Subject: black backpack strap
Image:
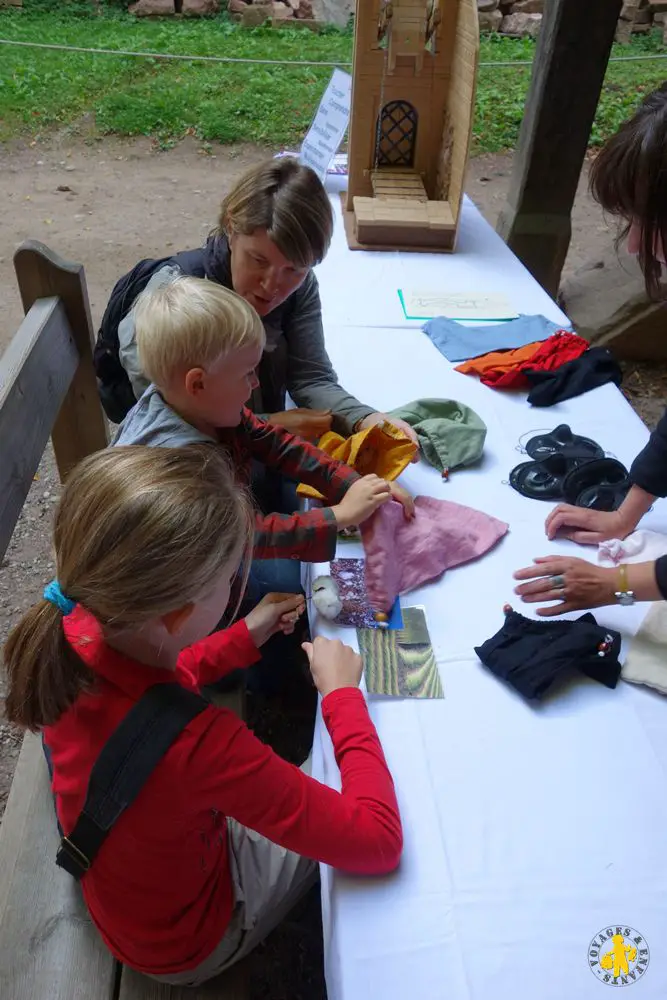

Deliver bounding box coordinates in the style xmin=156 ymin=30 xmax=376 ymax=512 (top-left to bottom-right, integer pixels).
xmin=56 ymin=683 xmax=209 ymax=880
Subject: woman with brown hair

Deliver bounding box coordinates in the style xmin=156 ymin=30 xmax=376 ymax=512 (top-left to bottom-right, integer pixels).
xmin=94 ymin=156 xmax=418 ymax=453
xmin=513 ymin=84 xmax=667 ymax=616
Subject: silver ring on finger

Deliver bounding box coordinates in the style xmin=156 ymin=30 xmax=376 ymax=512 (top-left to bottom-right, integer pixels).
xmin=549 ymin=574 xmax=565 ymax=592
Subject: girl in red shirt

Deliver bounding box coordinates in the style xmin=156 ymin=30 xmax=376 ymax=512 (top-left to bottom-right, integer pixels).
xmin=3 ymin=444 xmax=402 ymax=987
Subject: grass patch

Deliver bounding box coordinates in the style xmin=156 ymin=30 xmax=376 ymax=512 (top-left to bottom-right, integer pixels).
xmin=0 ymin=8 xmax=666 ymax=150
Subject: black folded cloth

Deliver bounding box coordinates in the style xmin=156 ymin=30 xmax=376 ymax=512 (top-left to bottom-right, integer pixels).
xmin=475 ymin=609 xmax=621 ymax=700
xmin=525 ymin=347 xmax=622 ymax=407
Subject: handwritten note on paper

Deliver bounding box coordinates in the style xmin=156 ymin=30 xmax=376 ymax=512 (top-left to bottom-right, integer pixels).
xmin=398 ymin=289 xmax=519 ymax=322
xmin=300 ymin=69 xmax=352 ymax=182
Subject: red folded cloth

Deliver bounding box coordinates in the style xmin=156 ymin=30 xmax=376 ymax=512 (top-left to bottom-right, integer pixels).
xmin=460 ymin=332 xmax=589 ymax=390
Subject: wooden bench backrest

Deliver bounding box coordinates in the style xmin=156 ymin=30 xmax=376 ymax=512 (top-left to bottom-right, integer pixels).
xmin=0 ymin=244 xmax=247 ymax=999
xmin=0 ymin=240 xmax=108 ymax=562
xmin=0 ymin=241 xmax=115 ymax=999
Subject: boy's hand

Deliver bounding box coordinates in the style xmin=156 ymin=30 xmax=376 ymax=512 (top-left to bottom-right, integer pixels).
xmin=245 ymin=593 xmax=306 ymax=648
xmin=388 ymin=481 xmax=415 ymax=520
xmin=331 ymin=474 xmax=391 ymax=529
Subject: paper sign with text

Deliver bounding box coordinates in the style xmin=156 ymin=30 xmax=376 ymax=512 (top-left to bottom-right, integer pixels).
xmin=300 ymin=68 xmax=352 ymax=181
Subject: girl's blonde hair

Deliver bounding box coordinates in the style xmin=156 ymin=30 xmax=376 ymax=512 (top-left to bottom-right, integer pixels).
xmin=219 ymin=157 xmax=333 ymax=268
xmin=4 ymin=446 xmax=253 ymax=731
xmin=135 ymin=276 xmax=265 ymax=388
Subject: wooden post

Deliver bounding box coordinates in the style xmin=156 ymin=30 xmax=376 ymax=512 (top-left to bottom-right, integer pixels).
xmin=495 ymin=0 xmax=622 ymax=298
xmin=13 ymin=241 xmax=108 ymax=482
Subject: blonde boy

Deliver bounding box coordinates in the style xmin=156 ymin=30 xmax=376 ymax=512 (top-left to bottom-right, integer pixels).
xmin=114 ymin=277 xmax=412 ymax=564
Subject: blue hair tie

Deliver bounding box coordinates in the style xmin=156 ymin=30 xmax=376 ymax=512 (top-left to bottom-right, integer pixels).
xmin=43 ymin=580 xmax=76 ymax=616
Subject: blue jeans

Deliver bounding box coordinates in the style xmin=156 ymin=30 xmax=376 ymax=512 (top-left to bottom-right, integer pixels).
xmin=220 ymin=466 xmax=307 ymax=696
xmin=245 ymin=461 xmax=303 ymax=605
xmin=244 ymin=556 xmax=302 ymax=605
xmin=240 ymin=555 xmax=305 ymax=696
xmin=41 ymin=735 xmax=63 ymax=835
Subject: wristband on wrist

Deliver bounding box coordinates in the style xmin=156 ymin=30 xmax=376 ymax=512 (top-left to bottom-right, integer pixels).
xmin=614 ymin=563 xmax=635 ymax=606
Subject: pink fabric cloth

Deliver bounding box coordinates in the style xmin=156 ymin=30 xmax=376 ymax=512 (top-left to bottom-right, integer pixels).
xmin=361 ymin=497 xmax=509 ymax=613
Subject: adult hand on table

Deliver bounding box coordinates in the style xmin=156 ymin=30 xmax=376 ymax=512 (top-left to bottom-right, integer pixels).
xmin=302 ymin=636 xmax=363 ymax=698
xmin=545 ymin=504 xmax=635 ymax=544
xmin=358 ymin=412 xmax=420 ymax=462
xmin=245 ymin=593 xmax=306 ymax=647
xmin=269 ymin=408 xmax=333 ymax=441
xmin=512 ymin=556 xmax=617 ymax=616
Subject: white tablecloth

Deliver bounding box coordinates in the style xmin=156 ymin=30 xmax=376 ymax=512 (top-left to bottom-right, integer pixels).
xmin=308 ymin=192 xmax=667 ymax=1000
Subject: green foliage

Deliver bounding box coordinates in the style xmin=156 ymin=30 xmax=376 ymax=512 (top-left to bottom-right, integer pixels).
xmin=474 ymin=29 xmax=667 ymax=153
xmin=95 ymin=61 xmax=330 ymax=145
xmin=0 ymin=8 xmax=665 ymax=151
xmin=24 ymin=0 xmax=99 ymax=15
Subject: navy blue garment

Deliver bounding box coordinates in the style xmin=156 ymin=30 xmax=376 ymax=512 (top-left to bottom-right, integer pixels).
xmin=475 ymin=610 xmax=621 ymax=701
xmin=525 ymin=347 xmax=622 ymax=407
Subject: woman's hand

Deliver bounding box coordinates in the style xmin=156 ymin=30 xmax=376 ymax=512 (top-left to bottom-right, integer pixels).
xmin=512 ymin=556 xmax=617 ymax=616
xmin=245 ymin=592 xmax=306 ymax=647
xmin=358 ymin=412 xmax=420 ymax=462
xmin=302 ymin=636 xmax=363 ymax=698
xmin=388 ymin=481 xmax=415 ymax=520
xmin=331 ymin=474 xmax=391 ymax=529
xmin=545 ymin=504 xmax=634 ymax=544
xmin=269 ymin=408 xmax=333 ymax=441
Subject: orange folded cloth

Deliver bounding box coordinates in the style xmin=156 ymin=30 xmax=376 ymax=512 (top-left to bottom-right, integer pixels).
xmin=297 ymin=421 xmax=417 ymax=500
xmin=455 ymin=341 xmax=544 ymax=376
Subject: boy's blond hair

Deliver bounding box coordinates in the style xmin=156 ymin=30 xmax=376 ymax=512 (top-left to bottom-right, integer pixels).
xmin=134 ymin=275 xmax=265 ymax=388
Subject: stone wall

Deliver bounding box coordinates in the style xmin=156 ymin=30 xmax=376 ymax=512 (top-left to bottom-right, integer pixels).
xmin=124 ymin=0 xmax=667 ymax=36
xmin=477 ymin=0 xmax=667 ymax=42
xmin=614 ymin=0 xmax=667 ymax=44
xmin=127 ymin=0 xmax=316 ymax=20
xmin=227 ymin=0 xmax=315 ymax=25
xmin=128 ymin=0 xmax=221 ymax=15
xmin=477 ymin=0 xmax=542 ymax=37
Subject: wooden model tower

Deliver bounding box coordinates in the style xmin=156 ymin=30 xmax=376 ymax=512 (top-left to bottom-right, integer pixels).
xmin=344 ymin=0 xmax=479 ymax=252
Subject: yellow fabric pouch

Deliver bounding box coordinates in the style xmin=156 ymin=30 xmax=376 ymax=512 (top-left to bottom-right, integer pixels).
xmin=297 ymin=421 xmax=417 ymax=500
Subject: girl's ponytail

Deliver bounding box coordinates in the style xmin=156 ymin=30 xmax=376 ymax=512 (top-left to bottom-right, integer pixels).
xmin=4 ymin=600 xmax=93 ymax=730
xmin=3 ymin=445 xmax=252 ymax=732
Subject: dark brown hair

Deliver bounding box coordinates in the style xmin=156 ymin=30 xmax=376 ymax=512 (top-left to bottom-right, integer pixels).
xmin=4 ymin=446 xmax=252 ymax=731
xmin=218 ymin=157 xmax=334 ymax=269
xmin=590 ymin=83 xmax=667 ymax=299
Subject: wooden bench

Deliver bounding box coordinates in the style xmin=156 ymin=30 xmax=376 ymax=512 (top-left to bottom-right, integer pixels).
xmin=0 ymin=242 xmax=247 ymax=1000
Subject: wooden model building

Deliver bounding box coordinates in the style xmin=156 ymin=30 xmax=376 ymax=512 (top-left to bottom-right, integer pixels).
xmin=343 ymin=0 xmax=479 ymax=252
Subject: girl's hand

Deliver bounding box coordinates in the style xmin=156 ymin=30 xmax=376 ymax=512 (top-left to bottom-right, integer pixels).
xmin=245 ymin=593 xmax=306 ymax=647
xmin=302 ymin=636 xmax=363 ymax=698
